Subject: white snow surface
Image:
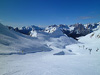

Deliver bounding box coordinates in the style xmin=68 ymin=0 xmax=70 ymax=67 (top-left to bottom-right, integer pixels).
xmin=30 ymin=30 xmax=37 ymax=37
xmin=0 ymin=51 xmax=100 ymax=75
xmin=0 ymin=23 xmax=100 ymax=75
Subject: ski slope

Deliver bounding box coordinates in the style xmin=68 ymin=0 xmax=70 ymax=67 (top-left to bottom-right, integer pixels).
xmin=0 ymin=23 xmax=100 ymax=75
xmin=0 ymin=50 xmax=100 ymax=75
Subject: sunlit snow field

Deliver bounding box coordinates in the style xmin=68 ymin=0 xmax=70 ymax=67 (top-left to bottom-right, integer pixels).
xmin=0 ymin=23 xmax=100 ymax=75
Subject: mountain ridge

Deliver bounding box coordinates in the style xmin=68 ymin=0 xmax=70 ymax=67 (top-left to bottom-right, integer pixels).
xmin=7 ymin=22 xmax=100 ymax=40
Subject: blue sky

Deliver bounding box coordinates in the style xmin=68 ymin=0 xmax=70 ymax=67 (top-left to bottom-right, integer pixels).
xmin=0 ymin=0 xmax=100 ymax=27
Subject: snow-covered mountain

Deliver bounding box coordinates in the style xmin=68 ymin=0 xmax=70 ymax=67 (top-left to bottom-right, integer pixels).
xmin=43 ymin=22 xmax=100 ymax=40
xmin=0 ymin=23 xmax=51 ymax=54
xmin=0 ymin=23 xmax=77 ymax=54
xmin=8 ymin=22 xmax=100 ymax=40
xmin=14 ymin=25 xmax=43 ymax=35
xmin=44 ymin=24 xmax=69 ymax=33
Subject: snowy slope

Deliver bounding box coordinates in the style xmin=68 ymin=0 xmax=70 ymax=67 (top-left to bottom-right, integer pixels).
xmin=0 ymin=40 xmax=100 ymax=75
xmin=0 ymin=52 xmax=100 ymax=75
xmin=0 ymin=23 xmax=51 ymax=54
xmin=0 ymin=23 xmax=77 ymax=55
xmin=78 ymin=28 xmax=100 ymax=50
xmin=65 ymin=28 xmax=100 ymax=55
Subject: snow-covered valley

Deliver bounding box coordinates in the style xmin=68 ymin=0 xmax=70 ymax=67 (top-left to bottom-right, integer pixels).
xmin=0 ymin=23 xmax=100 ymax=75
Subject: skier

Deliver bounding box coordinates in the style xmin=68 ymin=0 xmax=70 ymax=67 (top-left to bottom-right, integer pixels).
xmin=89 ymin=49 xmax=92 ymax=54
xmin=79 ymin=46 xmax=80 ymax=48
xmin=83 ymin=45 xmax=85 ymax=49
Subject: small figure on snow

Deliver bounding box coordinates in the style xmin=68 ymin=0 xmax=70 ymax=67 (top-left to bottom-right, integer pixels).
xmin=88 ymin=49 xmax=92 ymax=54
xmin=83 ymin=45 xmax=85 ymax=49
xmin=79 ymin=46 xmax=80 ymax=48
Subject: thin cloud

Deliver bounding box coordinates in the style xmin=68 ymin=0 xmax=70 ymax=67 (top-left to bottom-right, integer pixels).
xmin=78 ymin=15 xmax=100 ymax=20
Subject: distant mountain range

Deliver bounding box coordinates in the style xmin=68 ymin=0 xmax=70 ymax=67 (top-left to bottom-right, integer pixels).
xmin=7 ymin=22 xmax=100 ymax=40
